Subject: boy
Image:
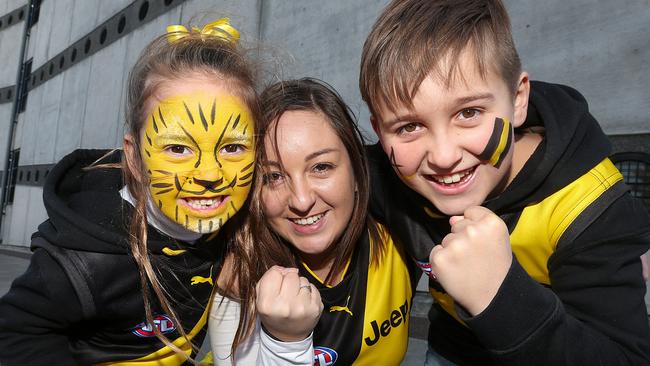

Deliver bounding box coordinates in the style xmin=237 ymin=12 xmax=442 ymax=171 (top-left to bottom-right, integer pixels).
xmin=359 ymin=0 xmax=650 ymax=365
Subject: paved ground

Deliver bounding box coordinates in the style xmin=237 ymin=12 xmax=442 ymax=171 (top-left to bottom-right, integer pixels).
xmin=0 ymin=246 xmax=430 ymax=365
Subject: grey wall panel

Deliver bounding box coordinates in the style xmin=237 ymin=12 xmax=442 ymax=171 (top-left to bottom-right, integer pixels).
xmin=505 ymin=0 xmax=650 ymax=134
xmin=16 ymin=85 xmax=44 ymax=166
xmin=0 ymin=104 xmax=12 ymax=166
xmin=27 ymin=0 xmax=56 ymax=70
xmin=68 ymin=0 xmax=100 ymax=46
xmin=79 ymin=38 xmax=127 ymax=149
xmin=259 ymin=0 xmax=389 ymax=137
xmin=54 ymin=60 xmax=92 ymax=160
xmin=45 ymin=0 xmax=75 ymax=64
xmin=24 ymin=186 xmax=48 ymax=244
xmin=0 ymin=13 xmax=24 ymax=86
xmin=33 ymin=73 xmax=64 ymax=164
xmin=4 ymin=186 xmax=29 ymax=246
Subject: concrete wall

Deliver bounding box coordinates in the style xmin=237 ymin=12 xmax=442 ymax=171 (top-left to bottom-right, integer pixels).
xmin=1 ymin=0 xmax=649 ymax=245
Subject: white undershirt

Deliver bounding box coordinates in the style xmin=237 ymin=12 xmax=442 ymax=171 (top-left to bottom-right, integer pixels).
xmin=210 ymin=293 xmax=314 ymax=365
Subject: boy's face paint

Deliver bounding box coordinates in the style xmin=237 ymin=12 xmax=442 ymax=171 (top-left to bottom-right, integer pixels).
xmin=478 ymin=117 xmax=513 ymax=168
xmin=140 ymin=91 xmax=255 ymax=233
xmin=372 ymin=49 xmax=527 ymax=216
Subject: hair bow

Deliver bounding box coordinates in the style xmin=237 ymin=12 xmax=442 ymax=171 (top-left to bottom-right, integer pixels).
xmin=166 ymin=18 xmax=240 ymax=44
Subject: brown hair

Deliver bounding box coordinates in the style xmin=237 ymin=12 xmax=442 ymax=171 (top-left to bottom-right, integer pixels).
xmin=253 ymin=78 xmax=383 ymax=285
xmin=359 ymin=0 xmax=522 ymax=117
xmin=122 ymin=30 xmax=260 ymax=362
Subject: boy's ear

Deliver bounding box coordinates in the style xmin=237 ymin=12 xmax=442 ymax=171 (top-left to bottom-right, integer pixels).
xmin=123 ymin=134 xmax=143 ymax=182
xmin=512 ymin=72 xmax=530 ymax=128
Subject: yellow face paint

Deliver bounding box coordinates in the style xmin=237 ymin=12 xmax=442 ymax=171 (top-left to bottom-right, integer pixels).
xmin=140 ymin=92 xmax=255 ymax=234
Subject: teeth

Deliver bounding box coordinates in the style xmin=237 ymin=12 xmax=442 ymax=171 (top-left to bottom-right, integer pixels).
xmin=433 ymin=169 xmax=471 ymax=184
xmin=292 ymin=214 xmax=324 ymax=226
xmin=185 ymin=198 xmax=220 ymax=209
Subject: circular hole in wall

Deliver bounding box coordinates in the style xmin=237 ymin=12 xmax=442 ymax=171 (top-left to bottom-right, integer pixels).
xmin=118 ymin=15 xmax=126 ymax=34
xmin=71 ymin=48 xmax=77 ymax=62
xmin=19 ymin=10 xmax=24 ymax=20
xmin=59 ymin=56 xmax=65 ymax=69
xmin=84 ymin=38 xmax=91 ymax=54
xmin=49 ymin=63 xmax=54 ymax=75
xmin=164 ymin=0 xmax=173 ymax=6
xmin=8 ymin=15 xmax=13 ymax=25
xmin=100 ymin=28 xmax=107 ymax=44
xmin=139 ymin=1 xmax=149 ymax=21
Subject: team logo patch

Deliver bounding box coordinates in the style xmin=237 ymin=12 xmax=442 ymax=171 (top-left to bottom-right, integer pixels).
xmin=415 ymin=259 xmax=435 ymax=279
xmin=132 ymin=314 xmax=176 ymax=337
xmin=314 ymin=346 xmax=338 ymax=366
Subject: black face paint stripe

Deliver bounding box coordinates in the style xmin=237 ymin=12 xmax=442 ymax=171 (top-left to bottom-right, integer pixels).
xmin=145 ymin=133 xmax=152 ymax=146
xmin=213 ymin=114 xmax=233 ymax=168
xmin=198 ymin=102 xmax=209 ymax=131
xmin=145 ymin=150 xmax=151 ymax=158
xmin=230 ymin=201 xmax=236 ymax=211
xmin=198 ymin=219 xmax=202 ymax=233
xmin=152 ymin=182 xmax=173 ymax=188
xmin=175 ymin=206 xmax=179 ymax=222
xmin=237 ymin=180 xmax=252 ymax=187
xmin=209 ymin=220 xmax=213 ymax=232
xmin=240 ymin=161 xmax=254 ymax=173
xmin=183 ymin=101 xmax=195 ymax=125
xmin=158 ymin=107 xmax=167 ymax=128
xmin=154 ymin=170 xmax=173 ymax=176
xmin=211 ymin=99 xmax=216 ymax=125
xmin=242 ymin=124 xmax=249 ymax=135
xmin=155 ymin=188 xmax=174 ymax=195
xmin=239 ymin=171 xmax=253 ymax=181
xmin=174 ymin=120 xmax=203 ymax=169
xmin=231 ymin=114 xmax=241 ymax=130
xmin=478 ymin=117 xmax=505 ymax=162
xmin=185 ymin=215 xmax=189 ymax=228
xmin=174 ymin=175 xmax=183 ymax=191
xmin=158 ymin=200 xmax=163 ymax=209
xmin=494 ymin=125 xmax=513 ymax=168
xmin=151 ymin=114 xmax=159 ymax=133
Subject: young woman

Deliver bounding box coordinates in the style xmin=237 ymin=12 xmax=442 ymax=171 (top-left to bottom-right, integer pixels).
xmin=210 ymin=78 xmax=418 ymax=365
xmin=0 ymin=20 xmax=261 ymax=365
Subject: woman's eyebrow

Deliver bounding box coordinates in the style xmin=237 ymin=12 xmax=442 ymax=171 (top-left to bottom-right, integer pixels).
xmin=305 ymin=148 xmax=338 ymax=161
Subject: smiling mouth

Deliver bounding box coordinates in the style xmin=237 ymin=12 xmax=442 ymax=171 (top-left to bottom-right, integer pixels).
xmin=290 ymin=213 xmax=324 ymax=226
xmin=180 ymin=196 xmax=226 ymax=211
xmin=426 ymin=167 xmax=475 ymax=186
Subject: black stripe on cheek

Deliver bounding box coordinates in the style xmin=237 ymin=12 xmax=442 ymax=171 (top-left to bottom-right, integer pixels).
xmin=154 ymin=188 xmax=174 ymax=195
xmin=493 ymin=126 xmax=513 ymax=168
xmin=478 ymin=117 xmax=505 ymax=161
xmin=211 ymin=99 xmax=216 ymax=125
xmin=240 ymin=161 xmax=254 ymax=173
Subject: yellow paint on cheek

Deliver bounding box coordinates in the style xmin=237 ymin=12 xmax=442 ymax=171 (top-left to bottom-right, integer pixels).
xmin=139 ymin=91 xmax=255 ymax=234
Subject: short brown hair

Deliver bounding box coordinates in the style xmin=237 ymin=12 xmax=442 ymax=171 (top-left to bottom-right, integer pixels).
xmin=359 ymin=0 xmax=521 ymax=117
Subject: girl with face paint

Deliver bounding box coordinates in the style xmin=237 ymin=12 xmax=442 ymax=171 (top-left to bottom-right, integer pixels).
xmin=0 ymin=20 xmax=275 ymax=365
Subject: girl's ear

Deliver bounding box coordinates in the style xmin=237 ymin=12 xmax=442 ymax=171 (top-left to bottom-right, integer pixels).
xmin=512 ymin=72 xmax=530 ymax=128
xmin=123 ymin=134 xmax=143 ymax=182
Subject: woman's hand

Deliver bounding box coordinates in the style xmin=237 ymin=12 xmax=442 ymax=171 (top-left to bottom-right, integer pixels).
xmin=256 ymin=266 xmax=323 ymax=342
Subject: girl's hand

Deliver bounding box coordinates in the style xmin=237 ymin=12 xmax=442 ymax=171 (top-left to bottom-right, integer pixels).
xmin=256 ymin=266 xmax=323 ymax=342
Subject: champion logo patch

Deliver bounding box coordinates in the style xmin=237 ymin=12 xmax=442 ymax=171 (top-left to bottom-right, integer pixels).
xmin=314 ymin=346 xmax=338 ymax=366
xmin=132 ymin=314 xmax=176 ymax=337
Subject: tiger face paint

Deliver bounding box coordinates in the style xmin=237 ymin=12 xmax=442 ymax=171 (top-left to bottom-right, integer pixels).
xmin=140 ymin=92 xmax=255 ymax=234
xmin=478 ymin=117 xmax=513 ymax=168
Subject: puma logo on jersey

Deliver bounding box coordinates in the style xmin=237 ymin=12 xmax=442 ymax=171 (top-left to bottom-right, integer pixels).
xmin=329 ymin=295 xmax=353 ymax=316
xmin=364 ymin=299 xmax=409 ymax=346
xmin=190 ymin=276 xmax=213 ymax=285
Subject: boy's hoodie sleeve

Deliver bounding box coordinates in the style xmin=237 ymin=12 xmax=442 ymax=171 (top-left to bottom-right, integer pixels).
xmin=0 ymin=248 xmax=84 ymax=366
xmin=462 ymin=195 xmax=650 ymax=366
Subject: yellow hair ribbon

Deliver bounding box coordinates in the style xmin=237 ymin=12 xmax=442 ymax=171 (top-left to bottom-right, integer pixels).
xmin=166 ymin=18 xmax=240 ymax=44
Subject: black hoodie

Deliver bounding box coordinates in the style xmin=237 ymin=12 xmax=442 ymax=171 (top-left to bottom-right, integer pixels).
xmin=368 ymin=81 xmax=650 ymax=365
xmin=0 ymin=149 xmax=224 ymax=366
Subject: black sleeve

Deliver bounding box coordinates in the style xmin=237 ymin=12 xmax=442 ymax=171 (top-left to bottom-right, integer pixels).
xmin=0 ymin=249 xmax=84 ymax=366
xmin=463 ymin=196 xmax=650 ymax=365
